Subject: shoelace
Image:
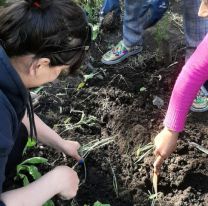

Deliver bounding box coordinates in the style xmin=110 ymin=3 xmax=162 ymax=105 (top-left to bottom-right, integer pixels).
xmin=26 ymin=92 xmax=37 ymax=140
xmin=112 ymin=44 xmax=127 ymax=55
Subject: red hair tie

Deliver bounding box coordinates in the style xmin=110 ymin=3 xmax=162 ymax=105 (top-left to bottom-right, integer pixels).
xmin=32 ymin=0 xmax=41 ymax=8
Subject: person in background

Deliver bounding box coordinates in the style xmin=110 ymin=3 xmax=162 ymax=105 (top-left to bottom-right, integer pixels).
xmin=100 ymin=0 xmax=208 ymax=112
xmin=0 ymin=0 xmax=91 ymax=205
xmin=153 ymin=0 xmax=208 ymax=175
xmin=100 ymin=0 xmax=169 ymax=65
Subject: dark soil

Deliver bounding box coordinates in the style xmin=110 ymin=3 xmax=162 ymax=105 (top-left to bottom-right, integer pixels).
xmin=10 ymin=1 xmax=208 ymax=206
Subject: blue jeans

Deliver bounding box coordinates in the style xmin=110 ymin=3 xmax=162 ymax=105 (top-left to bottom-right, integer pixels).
xmin=100 ymin=0 xmax=120 ymax=16
xmin=123 ymin=0 xmax=169 ymax=47
xmin=101 ymin=0 xmax=208 ymax=55
xmin=184 ymin=0 xmax=208 ymax=60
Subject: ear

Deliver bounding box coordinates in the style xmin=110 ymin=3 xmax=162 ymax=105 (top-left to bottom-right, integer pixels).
xmin=29 ymin=58 xmax=50 ymax=76
xmin=198 ymin=1 xmax=208 ymax=17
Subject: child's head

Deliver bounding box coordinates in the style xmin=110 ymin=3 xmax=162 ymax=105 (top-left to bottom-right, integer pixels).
xmin=0 ymin=0 xmax=91 ymax=86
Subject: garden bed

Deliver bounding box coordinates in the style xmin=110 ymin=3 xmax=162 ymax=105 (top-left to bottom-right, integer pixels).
xmin=12 ymin=0 xmax=208 ymax=205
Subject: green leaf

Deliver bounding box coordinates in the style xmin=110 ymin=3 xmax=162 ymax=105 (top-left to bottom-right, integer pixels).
xmin=92 ymin=24 xmax=100 ymax=40
xmin=139 ymin=87 xmax=147 ymax=92
xmin=26 ymin=137 xmax=36 ymax=148
xmin=23 ymin=175 xmax=30 ymax=186
xmin=43 ymin=199 xmax=55 ymax=206
xmin=83 ymin=73 xmax=95 ymax=81
xmin=26 ymin=165 xmax=41 ymax=180
xmin=32 ymin=86 xmax=44 ymax=94
xmin=17 ymin=165 xmax=41 ymax=180
xmin=149 ymin=194 xmax=157 ymax=200
xmin=93 ymin=201 xmax=111 ymax=206
xmin=77 ymin=82 xmax=85 ymax=90
xmin=17 ymin=165 xmax=28 ymax=174
xmin=20 ymin=157 xmax=48 ymax=165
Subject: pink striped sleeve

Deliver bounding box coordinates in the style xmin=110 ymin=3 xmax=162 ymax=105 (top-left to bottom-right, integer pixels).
xmin=164 ymin=34 xmax=208 ymax=132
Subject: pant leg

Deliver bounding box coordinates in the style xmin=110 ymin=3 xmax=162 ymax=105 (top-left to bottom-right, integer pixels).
xmin=184 ymin=0 xmax=208 ymax=60
xmin=123 ymin=0 xmax=151 ymax=47
xmin=184 ymin=0 xmax=208 ymax=91
xmin=5 ymin=123 xmax=28 ymax=178
xmin=100 ymin=0 xmax=120 ymax=16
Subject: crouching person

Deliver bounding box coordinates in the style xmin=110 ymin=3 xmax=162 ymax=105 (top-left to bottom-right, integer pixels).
xmin=0 ymin=0 xmax=91 ymax=205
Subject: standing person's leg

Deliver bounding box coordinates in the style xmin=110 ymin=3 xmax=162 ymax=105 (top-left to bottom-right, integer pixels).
xmin=100 ymin=0 xmax=120 ymax=17
xmin=184 ymin=0 xmax=208 ymax=60
xmin=101 ymin=0 xmax=147 ymax=65
xmin=184 ymin=0 xmax=208 ymax=112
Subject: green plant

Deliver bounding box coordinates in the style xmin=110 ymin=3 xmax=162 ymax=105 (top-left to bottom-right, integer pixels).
xmin=135 ymin=142 xmax=154 ymax=164
xmin=77 ymin=73 xmax=96 ymax=90
xmin=75 ymin=0 xmax=102 ymax=24
xmin=84 ymin=201 xmax=111 ymax=206
xmin=23 ymin=137 xmax=37 ymax=154
xmin=55 ymin=110 xmax=97 ymax=135
xmin=0 ymin=0 xmax=6 ymax=6
xmin=189 ymin=141 xmax=208 ymax=154
xmin=148 ymin=190 xmax=158 ymax=206
xmin=15 ymin=157 xmax=48 ymax=186
xmin=15 ymin=157 xmax=54 ymax=206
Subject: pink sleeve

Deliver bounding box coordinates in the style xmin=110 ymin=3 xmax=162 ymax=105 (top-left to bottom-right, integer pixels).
xmin=164 ymin=34 xmax=208 ymax=132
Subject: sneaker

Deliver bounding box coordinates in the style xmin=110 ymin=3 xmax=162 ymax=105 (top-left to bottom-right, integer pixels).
xmin=101 ymin=40 xmax=142 ymax=65
xmin=190 ymin=86 xmax=208 ymax=112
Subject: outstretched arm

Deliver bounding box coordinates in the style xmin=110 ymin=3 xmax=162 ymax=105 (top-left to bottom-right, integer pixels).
xmin=1 ymin=166 xmax=79 ymax=206
xmin=154 ymin=33 xmax=208 ymax=174
xmin=22 ymin=113 xmax=82 ymax=161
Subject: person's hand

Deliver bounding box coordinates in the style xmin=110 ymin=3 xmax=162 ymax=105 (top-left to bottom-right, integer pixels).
xmin=60 ymin=140 xmax=82 ymax=161
xmin=54 ymin=166 xmax=80 ymax=200
xmin=199 ymin=0 xmax=208 ymax=17
xmin=204 ymin=0 xmax=208 ymax=5
xmin=153 ymin=127 xmax=179 ymax=175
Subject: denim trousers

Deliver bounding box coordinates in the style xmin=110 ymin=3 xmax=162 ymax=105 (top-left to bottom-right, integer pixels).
xmin=101 ymin=0 xmax=208 ymax=57
xmin=183 ymin=0 xmax=208 ymax=60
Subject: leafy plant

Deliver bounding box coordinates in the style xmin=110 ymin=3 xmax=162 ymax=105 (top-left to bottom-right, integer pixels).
xmin=15 ymin=157 xmax=48 ymax=186
xmin=77 ymin=73 xmax=96 ymax=90
xmin=55 ymin=110 xmax=97 ymax=135
xmin=23 ymin=137 xmax=37 ymax=154
xmin=75 ymin=0 xmax=102 ymax=24
xmin=84 ymin=201 xmax=111 ymax=206
xmin=135 ymin=142 xmax=154 ymax=164
xmin=15 ymin=157 xmax=54 ymax=206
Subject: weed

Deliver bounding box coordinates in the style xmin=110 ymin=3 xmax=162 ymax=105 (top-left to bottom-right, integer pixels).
xmin=189 ymin=141 xmax=208 ymax=154
xmin=107 ymin=158 xmax=119 ymax=198
xmin=55 ymin=109 xmax=97 ymax=135
xmin=135 ymin=142 xmax=154 ymax=164
xmin=78 ymin=136 xmax=114 ymax=159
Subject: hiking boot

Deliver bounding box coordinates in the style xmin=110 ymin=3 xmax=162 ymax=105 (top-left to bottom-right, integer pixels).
xmin=190 ymin=86 xmax=208 ymax=112
xmin=101 ymin=40 xmax=142 ymax=65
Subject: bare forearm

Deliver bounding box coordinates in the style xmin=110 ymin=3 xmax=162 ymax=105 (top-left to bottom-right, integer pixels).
xmin=22 ymin=113 xmax=64 ymax=151
xmin=1 ymin=168 xmax=60 ymax=206
xmin=1 ymin=166 xmax=78 ymax=206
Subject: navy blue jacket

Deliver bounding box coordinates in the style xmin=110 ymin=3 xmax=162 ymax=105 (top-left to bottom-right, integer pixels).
xmin=0 ymin=47 xmax=28 ymax=204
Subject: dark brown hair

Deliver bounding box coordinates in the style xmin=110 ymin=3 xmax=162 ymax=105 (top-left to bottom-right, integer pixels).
xmin=0 ymin=0 xmax=90 ymax=73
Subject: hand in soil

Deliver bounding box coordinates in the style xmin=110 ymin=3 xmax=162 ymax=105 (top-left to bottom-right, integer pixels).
xmin=153 ymin=127 xmax=179 ymax=175
xmin=61 ymin=140 xmax=82 ymax=161
xmin=54 ymin=166 xmax=80 ymax=200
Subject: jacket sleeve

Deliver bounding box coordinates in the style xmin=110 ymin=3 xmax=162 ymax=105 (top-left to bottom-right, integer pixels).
xmin=0 ymin=200 xmax=6 ymax=206
xmin=0 ymin=102 xmax=14 ymax=196
xmin=164 ymin=33 xmax=208 ymax=131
